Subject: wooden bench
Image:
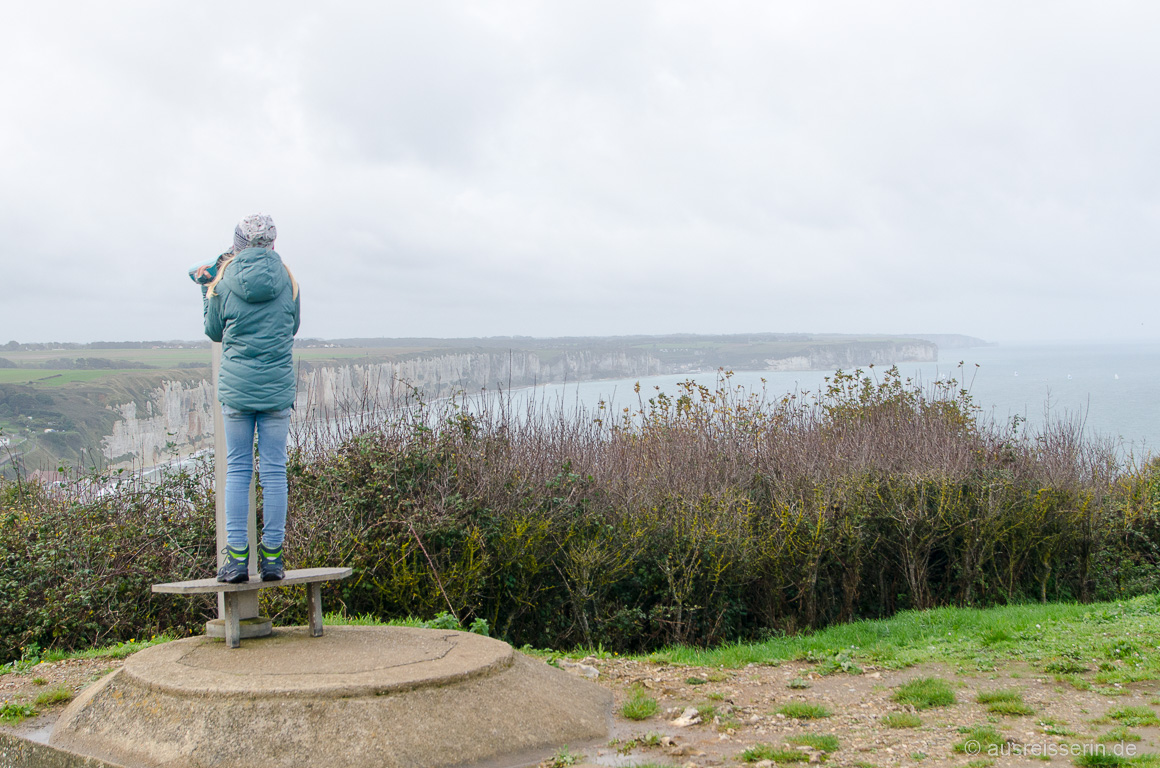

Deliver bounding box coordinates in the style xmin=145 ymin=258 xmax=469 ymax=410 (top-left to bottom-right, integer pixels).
xmin=153 ymin=567 xmax=352 ymax=648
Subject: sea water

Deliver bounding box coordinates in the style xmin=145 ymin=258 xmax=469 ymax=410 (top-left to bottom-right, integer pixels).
xmin=505 ymin=342 xmax=1160 ymax=459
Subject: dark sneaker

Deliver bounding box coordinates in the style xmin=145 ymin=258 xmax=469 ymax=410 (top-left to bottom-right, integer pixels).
xmin=259 ymin=543 xmax=285 ymax=581
xmin=216 ymin=545 xmax=249 ymax=583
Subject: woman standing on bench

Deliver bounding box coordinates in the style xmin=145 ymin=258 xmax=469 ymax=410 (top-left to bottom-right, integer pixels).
xmin=194 ymin=214 xmax=301 ymax=583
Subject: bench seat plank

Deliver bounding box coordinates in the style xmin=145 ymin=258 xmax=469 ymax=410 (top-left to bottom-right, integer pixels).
xmin=152 ymin=567 xmax=352 ymax=595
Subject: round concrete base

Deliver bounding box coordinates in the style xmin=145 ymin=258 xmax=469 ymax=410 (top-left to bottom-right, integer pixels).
xmin=205 ymin=616 xmax=272 ymax=639
xmin=49 ymin=627 xmax=611 ymax=768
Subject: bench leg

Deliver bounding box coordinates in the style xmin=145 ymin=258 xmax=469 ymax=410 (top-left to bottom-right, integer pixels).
xmin=307 ymin=582 xmax=324 ymax=637
xmin=223 ymin=592 xmax=242 ymax=648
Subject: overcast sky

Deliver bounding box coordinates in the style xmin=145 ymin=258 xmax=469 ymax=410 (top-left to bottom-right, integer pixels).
xmin=2 ymin=2 xmax=1158 ymax=345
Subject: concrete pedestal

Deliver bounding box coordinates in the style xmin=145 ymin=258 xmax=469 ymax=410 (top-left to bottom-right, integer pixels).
xmin=204 ymin=616 xmax=272 ymax=639
xmin=49 ymin=626 xmax=612 ymax=768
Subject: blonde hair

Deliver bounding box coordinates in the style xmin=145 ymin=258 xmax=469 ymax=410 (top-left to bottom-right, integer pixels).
xmin=207 ymin=253 xmax=299 ymax=300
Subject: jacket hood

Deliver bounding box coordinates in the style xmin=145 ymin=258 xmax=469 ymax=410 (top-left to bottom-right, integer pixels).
xmin=222 ymin=247 xmax=284 ymax=303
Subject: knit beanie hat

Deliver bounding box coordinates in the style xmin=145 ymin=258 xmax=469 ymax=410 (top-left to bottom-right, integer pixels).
xmin=232 ymin=213 xmax=277 ymax=252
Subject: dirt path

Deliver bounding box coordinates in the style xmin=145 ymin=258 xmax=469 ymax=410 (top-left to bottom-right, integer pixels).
xmin=3 ymin=652 xmax=1158 ymax=767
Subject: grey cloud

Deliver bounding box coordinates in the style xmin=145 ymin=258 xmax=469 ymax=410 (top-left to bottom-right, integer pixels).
xmin=2 ymin=1 xmax=1158 ymax=344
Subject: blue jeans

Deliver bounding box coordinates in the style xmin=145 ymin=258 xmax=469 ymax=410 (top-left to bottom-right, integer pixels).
xmin=221 ymin=404 xmax=292 ymax=551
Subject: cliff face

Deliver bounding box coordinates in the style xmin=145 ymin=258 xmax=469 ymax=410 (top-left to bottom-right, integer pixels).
xmin=100 ymin=379 xmax=216 ymax=466
xmin=97 ymin=350 xmax=665 ymax=466
xmin=763 ymin=342 xmax=937 ymax=372
xmin=98 ymin=341 xmax=937 ymax=467
xmin=299 ymin=349 xmax=665 ymax=418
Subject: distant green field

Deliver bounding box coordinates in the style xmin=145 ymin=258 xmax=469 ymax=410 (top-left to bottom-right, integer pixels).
xmin=0 ymin=370 xmax=157 ymax=386
xmin=0 ymin=348 xmax=210 ymax=367
xmin=0 ymin=346 xmax=407 ymax=369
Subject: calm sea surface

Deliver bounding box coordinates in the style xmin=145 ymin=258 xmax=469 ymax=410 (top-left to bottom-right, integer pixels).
xmin=507 ymin=343 xmax=1160 ymax=458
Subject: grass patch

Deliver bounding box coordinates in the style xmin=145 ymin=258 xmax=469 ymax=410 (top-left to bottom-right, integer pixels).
xmin=977 ymin=689 xmax=1034 ymax=716
xmin=1059 ymin=674 xmax=1094 ymax=691
xmin=882 ymin=712 xmax=922 ymax=728
xmin=976 ymin=689 xmax=1022 ymax=704
xmin=640 ymin=596 xmax=1160 ymax=672
xmin=1095 ymin=686 xmax=1131 ymax=697
xmin=38 ymin=635 xmax=175 ymax=664
xmin=1096 ymin=669 xmax=1159 ymax=686
xmin=0 ymin=702 xmax=37 ymax=724
xmin=953 ymin=725 xmax=1005 ymax=753
xmin=1041 ymin=719 xmax=1076 ymax=736
xmin=543 ymin=746 xmax=583 ymax=767
xmin=777 ymin=701 xmax=832 ymax=719
xmin=787 ymin=678 xmax=811 ymax=689
xmin=788 ymin=734 xmax=840 ymax=752
xmin=1106 ymin=706 xmax=1160 ymax=727
xmin=619 ymin=688 xmax=659 ymax=721
xmin=741 ymin=744 xmax=810 ymax=763
xmin=32 ymin=685 xmax=73 ymax=707
xmin=1074 ymin=754 xmax=1128 ymax=768
xmin=1098 ymin=727 xmax=1142 ymax=743
xmin=892 ymin=677 xmax=956 ymax=710
xmin=988 ymin=699 xmax=1035 ymax=716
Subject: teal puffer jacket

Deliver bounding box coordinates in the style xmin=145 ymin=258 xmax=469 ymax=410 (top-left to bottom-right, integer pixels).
xmin=203 ymin=247 xmax=301 ymax=412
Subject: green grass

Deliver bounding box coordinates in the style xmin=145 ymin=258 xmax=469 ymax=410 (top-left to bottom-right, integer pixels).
xmin=37 ymin=635 xmax=174 ymax=664
xmin=640 ymin=595 xmax=1160 ymax=674
xmin=544 ymin=746 xmax=583 ymax=767
xmin=892 ymin=677 xmax=956 ymax=710
xmin=977 ymin=689 xmax=1034 ymax=716
xmin=620 ymin=688 xmax=659 ymax=721
xmin=777 ymin=701 xmax=832 ymax=719
xmin=1074 ymin=754 xmax=1128 ymax=768
xmin=323 ymin=611 xmax=425 ymax=627
xmin=0 ymin=702 xmax=37 ymax=724
xmin=32 ymin=685 xmax=73 ymax=707
xmin=0 ymin=369 xmax=149 ymax=386
xmin=1060 ymin=674 xmax=1094 ymax=691
xmin=953 ymin=725 xmax=1005 ymax=753
xmin=988 ymin=699 xmax=1035 ymax=715
xmin=1098 ymin=727 xmax=1142 ymax=743
xmin=1041 ymin=719 xmax=1076 ymax=736
xmin=788 ymin=734 xmax=840 ymax=752
xmin=1 ymin=635 xmax=176 ymax=673
xmin=787 ymin=677 xmax=811 ymax=689
xmin=882 ymin=712 xmax=922 ymax=728
xmin=741 ymin=744 xmax=810 ymax=763
xmin=695 ymin=703 xmax=718 ymax=719
xmin=1106 ymin=706 xmax=1160 ymax=727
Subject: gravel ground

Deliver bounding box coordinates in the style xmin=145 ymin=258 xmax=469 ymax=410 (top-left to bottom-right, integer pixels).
xmin=3 ymin=651 xmax=1158 ymax=767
